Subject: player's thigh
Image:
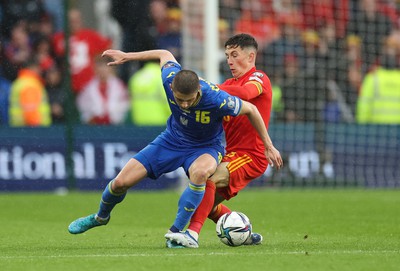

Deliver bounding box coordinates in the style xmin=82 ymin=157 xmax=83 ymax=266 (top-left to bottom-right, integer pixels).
xmin=210 ymin=162 xmax=230 ymax=188
xmin=184 ymin=145 xmax=223 ymax=182
xmin=135 ymin=140 xmax=185 ymax=179
xmin=114 ymin=158 xmax=148 ymax=189
xmin=216 ymin=151 xmax=267 ymax=199
xmin=188 ymin=153 xmax=218 ymax=184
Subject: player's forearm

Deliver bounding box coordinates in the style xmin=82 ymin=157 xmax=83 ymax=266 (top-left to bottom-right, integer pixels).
xmin=243 ymin=102 xmax=273 ymax=149
xmin=124 ymin=50 xmax=176 ymax=65
xmin=248 ymin=114 xmax=273 ymax=149
xmin=102 ymin=49 xmax=176 ymax=67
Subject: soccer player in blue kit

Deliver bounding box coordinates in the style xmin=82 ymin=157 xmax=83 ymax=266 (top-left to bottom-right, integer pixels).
xmin=68 ymin=49 xmax=282 ymax=244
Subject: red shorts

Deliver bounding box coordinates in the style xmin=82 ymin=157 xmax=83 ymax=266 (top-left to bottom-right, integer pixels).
xmin=216 ymin=151 xmax=268 ymax=200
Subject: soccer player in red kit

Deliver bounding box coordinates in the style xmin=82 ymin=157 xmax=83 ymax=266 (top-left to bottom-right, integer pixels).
xmin=166 ymin=33 xmax=283 ymax=248
xmin=52 ymin=9 xmax=111 ymax=93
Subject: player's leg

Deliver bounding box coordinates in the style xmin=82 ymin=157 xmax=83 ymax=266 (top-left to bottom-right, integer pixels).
xmin=186 ymin=180 xmax=216 ymax=239
xmin=166 ymin=185 xmax=228 ymax=248
xmin=165 ymin=150 xmax=220 ymax=248
xmin=169 ymin=153 xmax=217 ymax=232
xmin=166 ymin=179 xmax=217 ymax=248
xmin=68 ymin=137 xmax=172 ymax=235
xmin=97 ymin=158 xmax=148 ymax=219
xmin=187 ymin=161 xmax=230 ymax=239
xmin=68 ymin=158 xmax=148 ymax=234
xmin=210 ymin=151 xmax=267 ymax=245
xmin=208 ymin=193 xmax=231 ymax=223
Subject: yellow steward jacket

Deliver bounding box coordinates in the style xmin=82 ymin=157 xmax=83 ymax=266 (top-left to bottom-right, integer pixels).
xmin=128 ymin=62 xmax=170 ymax=126
xmin=356 ymin=67 xmax=400 ymax=124
xmin=9 ymin=69 xmax=51 ymax=126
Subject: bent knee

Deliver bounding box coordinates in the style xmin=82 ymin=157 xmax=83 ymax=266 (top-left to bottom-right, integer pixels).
xmin=112 ymin=178 xmax=130 ymax=193
xmin=190 ymin=168 xmax=212 ymax=184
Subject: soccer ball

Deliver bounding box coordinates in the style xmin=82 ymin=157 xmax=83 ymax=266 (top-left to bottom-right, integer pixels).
xmin=216 ymin=211 xmax=252 ymax=247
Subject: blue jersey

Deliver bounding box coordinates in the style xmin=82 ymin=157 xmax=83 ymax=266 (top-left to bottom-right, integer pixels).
xmin=160 ymin=61 xmax=242 ymax=147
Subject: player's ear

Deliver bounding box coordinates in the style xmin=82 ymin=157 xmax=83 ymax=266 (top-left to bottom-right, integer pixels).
xmin=248 ymin=51 xmax=255 ymax=63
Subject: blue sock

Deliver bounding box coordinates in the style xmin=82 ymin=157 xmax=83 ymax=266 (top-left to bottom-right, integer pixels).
xmin=97 ymin=180 xmax=126 ymax=219
xmin=170 ymin=182 xmax=205 ymax=232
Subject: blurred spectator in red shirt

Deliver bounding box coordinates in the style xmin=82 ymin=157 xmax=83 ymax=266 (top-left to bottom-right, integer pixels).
xmin=76 ymin=56 xmax=129 ymax=125
xmin=273 ymin=0 xmax=304 ymax=30
xmin=301 ymin=0 xmax=349 ymax=38
xmin=235 ymin=0 xmax=280 ymax=48
xmin=52 ymin=8 xmax=112 ymax=93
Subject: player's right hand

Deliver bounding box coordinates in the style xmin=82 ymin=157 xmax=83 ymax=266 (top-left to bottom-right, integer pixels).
xmin=102 ymin=49 xmax=126 ymax=66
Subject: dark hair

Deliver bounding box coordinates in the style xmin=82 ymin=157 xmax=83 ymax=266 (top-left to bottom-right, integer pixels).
xmin=224 ymin=33 xmax=258 ymax=51
xmin=171 ymin=70 xmax=199 ymax=95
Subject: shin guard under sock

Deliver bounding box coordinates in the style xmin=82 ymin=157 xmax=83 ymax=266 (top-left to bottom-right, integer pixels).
xmin=97 ymin=180 xmax=126 ymax=219
xmin=188 ymin=180 xmax=216 ymax=234
xmin=169 ymin=182 xmax=205 ymax=232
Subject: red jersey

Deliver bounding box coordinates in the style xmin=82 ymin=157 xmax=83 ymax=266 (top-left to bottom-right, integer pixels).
xmin=219 ymin=67 xmax=272 ymax=162
xmin=53 ymin=29 xmax=112 ymax=93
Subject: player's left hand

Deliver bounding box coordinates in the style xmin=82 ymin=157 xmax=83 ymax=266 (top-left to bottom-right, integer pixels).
xmin=265 ymin=145 xmax=283 ymax=169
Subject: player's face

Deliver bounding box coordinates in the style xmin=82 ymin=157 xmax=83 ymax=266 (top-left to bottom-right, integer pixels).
xmin=225 ymin=46 xmax=254 ymax=78
xmin=172 ymin=90 xmax=200 ymax=109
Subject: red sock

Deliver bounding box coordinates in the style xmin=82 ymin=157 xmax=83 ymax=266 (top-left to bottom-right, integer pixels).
xmin=208 ymin=203 xmax=231 ymax=223
xmin=188 ymin=180 xmax=216 ymax=234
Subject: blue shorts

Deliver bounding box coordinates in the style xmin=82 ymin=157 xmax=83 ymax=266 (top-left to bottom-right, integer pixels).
xmin=133 ymin=134 xmax=224 ymax=179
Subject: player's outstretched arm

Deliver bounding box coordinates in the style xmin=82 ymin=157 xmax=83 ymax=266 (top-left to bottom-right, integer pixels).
xmin=102 ymin=49 xmax=177 ymax=67
xmin=238 ymin=101 xmax=283 ymax=169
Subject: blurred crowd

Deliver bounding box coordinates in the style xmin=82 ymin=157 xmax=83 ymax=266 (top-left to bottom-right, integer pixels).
xmin=0 ymin=0 xmax=399 ymax=127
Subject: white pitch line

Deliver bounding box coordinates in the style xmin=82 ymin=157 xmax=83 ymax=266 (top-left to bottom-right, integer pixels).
xmin=0 ymin=250 xmax=399 ymax=260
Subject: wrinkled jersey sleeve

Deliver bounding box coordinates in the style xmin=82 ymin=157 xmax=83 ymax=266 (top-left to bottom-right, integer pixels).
xmin=161 ymin=61 xmax=181 ymax=86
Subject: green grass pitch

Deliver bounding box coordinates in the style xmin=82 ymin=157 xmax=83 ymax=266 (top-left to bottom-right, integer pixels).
xmin=1 ymin=188 xmax=399 ymax=271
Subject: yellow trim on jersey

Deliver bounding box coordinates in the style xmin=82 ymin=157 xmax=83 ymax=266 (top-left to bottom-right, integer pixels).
xmin=227 ymin=155 xmax=253 ymax=173
xmin=246 ymin=81 xmax=263 ymax=95
xmin=218 ymin=152 xmax=223 ymax=163
xmin=167 ymin=71 xmax=175 ymax=78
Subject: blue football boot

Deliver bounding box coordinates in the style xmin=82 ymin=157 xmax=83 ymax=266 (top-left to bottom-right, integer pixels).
xmin=68 ymin=214 xmax=109 ymax=234
xmin=244 ymin=232 xmax=263 ymax=245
